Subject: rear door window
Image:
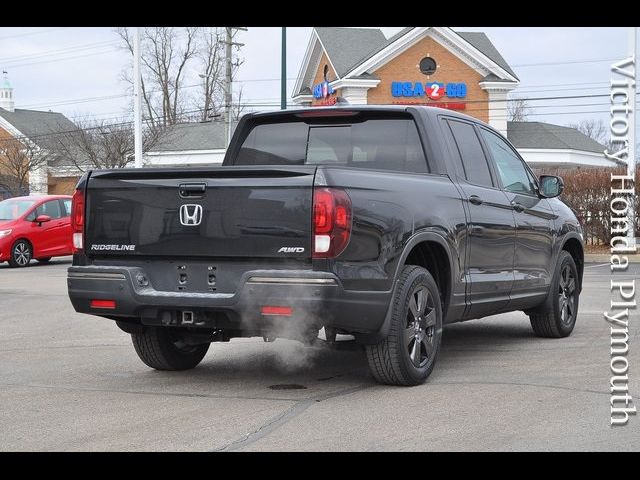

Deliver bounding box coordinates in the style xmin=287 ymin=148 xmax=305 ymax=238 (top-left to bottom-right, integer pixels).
xmin=27 ymin=200 xmax=63 ymax=220
xmin=447 ymin=119 xmax=494 ymax=188
xmin=235 ymin=115 xmax=428 ymax=173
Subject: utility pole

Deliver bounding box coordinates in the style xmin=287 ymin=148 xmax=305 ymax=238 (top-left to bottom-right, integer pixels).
xmin=133 ymin=27 xmax=143 ymax=168
xmin=281 ymin=27 xmax=287 ymax=110
xmin=224 ymin=27 xmax=247 ymax=148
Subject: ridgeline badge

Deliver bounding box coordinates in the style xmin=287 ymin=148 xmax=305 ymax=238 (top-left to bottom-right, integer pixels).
xmin=90 ymin=244 xmax=136 ymax=251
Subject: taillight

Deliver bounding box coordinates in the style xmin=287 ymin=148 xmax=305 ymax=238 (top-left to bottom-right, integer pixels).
xmin=295 ymin=110 xmax=358 ymax=118
xmin=312 ymin=187 xmax=352 ymax=258
xmin=261 ymin=306 xmax=293 ymax=316
xmin=90 ymin=299 xmax=116 ymax=309
xmin=71 ymin=188 xmax=85 ymax=253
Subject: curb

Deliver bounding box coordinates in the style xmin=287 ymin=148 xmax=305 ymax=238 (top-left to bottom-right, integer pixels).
xmin=584 ymin=253 xmax=640 ymax=263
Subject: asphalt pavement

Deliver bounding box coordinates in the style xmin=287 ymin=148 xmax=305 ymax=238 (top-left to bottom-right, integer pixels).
xmin=0 ymin=257 xmax=638 ymax=451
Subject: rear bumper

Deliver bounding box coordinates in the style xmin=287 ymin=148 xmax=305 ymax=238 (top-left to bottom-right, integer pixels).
xmin=67 ymin=266 xmax=390 ymax=335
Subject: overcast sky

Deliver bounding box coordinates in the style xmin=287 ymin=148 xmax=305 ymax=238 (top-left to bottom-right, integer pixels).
xmin=0 ymin=27 xmax=633 ymax=130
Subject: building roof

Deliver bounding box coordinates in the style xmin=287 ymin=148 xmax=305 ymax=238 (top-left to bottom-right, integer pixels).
xmin=456 ymin=32 xmax=518 ymax=80
xmin=298 ymin=27 xmax=517 ymax=96
xmin=314 ymin=27 xmax=388 ymax=77
xmin=319 ymin=28 xmax=516 ymax=79
xmin=507 ymin=121 xmax=606 ymax=153
xmin=338 ymin=27 xmax=414 ymax=76
xmin=148 ymin=121 xmax=230 ymax=152
xmin=0 ymin=107 xmax=77 ymax=151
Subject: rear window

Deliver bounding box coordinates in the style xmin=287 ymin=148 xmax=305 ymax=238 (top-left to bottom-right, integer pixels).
xmin=234 ymin=115 xmax=428 ymax=173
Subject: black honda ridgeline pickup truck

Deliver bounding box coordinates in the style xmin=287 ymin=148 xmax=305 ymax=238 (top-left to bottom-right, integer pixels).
xmin=68 ymin=106 xmax=584 ymax=386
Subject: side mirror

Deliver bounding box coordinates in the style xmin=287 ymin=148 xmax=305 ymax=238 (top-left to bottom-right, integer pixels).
xmin=539 ymin=175 xmax=564 ymax=198
xmin=35 ymin=214 xmax=51 ymax=225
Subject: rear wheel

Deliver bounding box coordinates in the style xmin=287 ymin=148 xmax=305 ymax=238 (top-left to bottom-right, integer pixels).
xmin=8 ymin=240 xmax=32 ymax=268
xmin=528 ymin=250 xmax=579 ymax=338
xmin=365 ymin=266 xmax=443 ymax=386
xmin=131 ymin=327 xmax=209 ymax=371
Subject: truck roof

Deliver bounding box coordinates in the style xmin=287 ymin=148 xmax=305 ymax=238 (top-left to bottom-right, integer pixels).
xmin=246 ymin=104 xmax=484 ymax=126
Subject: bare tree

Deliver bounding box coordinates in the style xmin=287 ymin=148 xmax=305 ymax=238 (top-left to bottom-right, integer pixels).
xmin=52 ymin=118 xmax=165 ymax=172
xmin=196 ymin=27 xmax=244 ymax=122
xmin=117 ymin=27 xmax=246 ymax=125
xmin=231 ymin=87 xmax=246 ymax=122
xmin=197 ymin=27 xmax=225 ymax=122
xmin=568 ymin=119 xmax=613 ymax=150
xmin=117 ymin=27 xmax=199 ymax=127
xmin=507 ymin=97 xmax=531 ymax=122
xmin=0 ymin=136 xmax=53 ymax=195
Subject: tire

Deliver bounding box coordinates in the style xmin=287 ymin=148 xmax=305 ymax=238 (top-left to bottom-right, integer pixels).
xmin=528 ymin=251 xmax=579 ymax=338
xmin=365 ymin=266 xmax=443 ymax=386
xmin=36 ymin=257 xmax=52 ymax=264
xmin=8 ymin=240 xmax=32 ymax=268
xmin=131 ymin=327 xmax=209 ymax=371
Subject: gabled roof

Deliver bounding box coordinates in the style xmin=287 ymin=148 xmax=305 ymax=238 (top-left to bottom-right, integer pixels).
xmin=456 ymin=32 xmax=518 ymax=80
xmin=507 ymin=121 xmax=606 ymax=153
xmin=314 ymin=27 xmax=387 ymax=77
xmin=0 ymin=107 xmax=77 ymax=151
xmin=333 ymin=27 xmax=414 ymax=76
xmin=295 ymin=27 xmax=518 ymax=97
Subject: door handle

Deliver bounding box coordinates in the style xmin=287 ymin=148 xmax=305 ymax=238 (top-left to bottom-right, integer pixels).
xmin=179 ymin=183 xmax=206 ymax=198
xmin=512 ymin=202 xmax=525 ymax=213
xmin=468 ymin=195 xmax=483 ymax=206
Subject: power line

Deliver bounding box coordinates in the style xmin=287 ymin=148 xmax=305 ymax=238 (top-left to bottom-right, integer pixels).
xmin=18 ymin=81 xmax=640 ymax=112
xmin=0 ymin=99 xmax=624 ymax=148
xmin=6 ymin=47 xmax=120 ymax=69
xmin=0 ymin=40 xmax=118 ymax=64
xmin=511 ymin=57 xmax=620 ymax=68
xmin=3 ymin=97 xmax=622 ymax=144
xmin=0 ymin=27 xmax=69 ymax=41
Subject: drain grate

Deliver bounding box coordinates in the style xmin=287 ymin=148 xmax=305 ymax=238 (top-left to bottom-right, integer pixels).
xmin=268 ymin=384 xmax=307 ymax=390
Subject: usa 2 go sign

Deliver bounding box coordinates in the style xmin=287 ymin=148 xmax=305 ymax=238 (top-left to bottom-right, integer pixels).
xmin=391 ymin=81 xmax=467 ymax=100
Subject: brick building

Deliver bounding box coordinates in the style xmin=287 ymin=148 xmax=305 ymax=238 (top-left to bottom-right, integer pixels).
xmin=292 ymin=27 xmax=613 ymax=168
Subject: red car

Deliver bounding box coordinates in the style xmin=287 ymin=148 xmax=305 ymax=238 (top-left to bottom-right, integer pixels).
xmin=0 ymin=195 xmax=73 ymax=267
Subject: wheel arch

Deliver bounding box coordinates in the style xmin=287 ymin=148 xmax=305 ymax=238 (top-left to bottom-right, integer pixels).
xmin=560 ymin=234 xmax=584 ymax=292
xmin=12 ymin=237 xmax=34 ymax=255
xmin=400 ymin=235 xmax=453 ymax=319
xmin=358 ymin=231 xmax=456 ymax=344
xmin=8 ymin=237 xmax=34 ymax=267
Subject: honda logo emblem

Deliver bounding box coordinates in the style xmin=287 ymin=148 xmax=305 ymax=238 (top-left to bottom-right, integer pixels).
xmin=179 ymin=204 xmax=203 ymax=226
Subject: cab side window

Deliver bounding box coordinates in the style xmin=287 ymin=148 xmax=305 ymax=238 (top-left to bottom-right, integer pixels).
xmin=480 ymin=128 xmax=536 ymax=195
xmin=447 ymin=119 xmax=494 ymax=188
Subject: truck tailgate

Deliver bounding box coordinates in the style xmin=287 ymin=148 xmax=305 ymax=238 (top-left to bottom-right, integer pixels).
xmin=85 ymin=166 xmax=316 ymax=259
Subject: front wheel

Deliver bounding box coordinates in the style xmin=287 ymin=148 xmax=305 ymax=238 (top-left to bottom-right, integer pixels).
xmin=528 ymin=250 xmax=579 ymax=338
xmin=8 ymin=240 xmax=32 ymax=268
xmin=365 ymin=266 xmax=443 ymax=386
xmin=131 ymin=327 xmax=209 ymax=371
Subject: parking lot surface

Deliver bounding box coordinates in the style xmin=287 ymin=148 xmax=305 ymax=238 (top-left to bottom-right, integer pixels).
xmin=1 ymin=258 xmax=638 ymax=451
